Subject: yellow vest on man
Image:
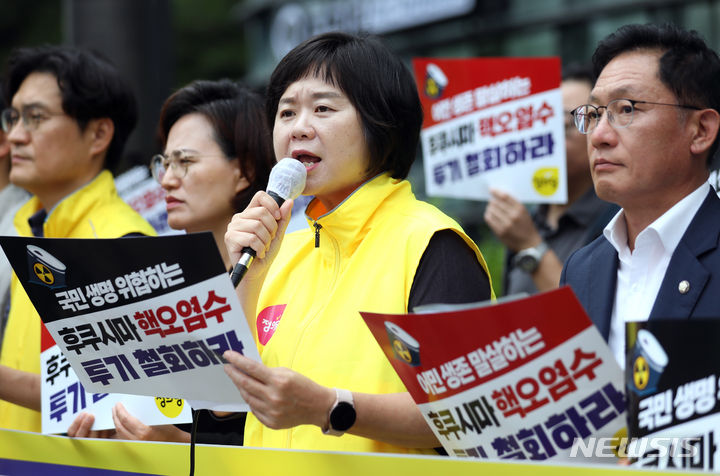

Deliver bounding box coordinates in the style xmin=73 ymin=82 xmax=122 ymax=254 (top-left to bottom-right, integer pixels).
xmin=245 ymin=173 xmax=492 ymax=453
xmin=0 ymin=170 xmax=156 ymax=432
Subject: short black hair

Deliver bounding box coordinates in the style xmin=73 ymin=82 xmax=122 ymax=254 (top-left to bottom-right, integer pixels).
xmin=266 ymin=31 xmax=423 ymax=180
xmin=562 ymin=62 xmax=595 ymax=86
xmin=5 ymin=44 xmax=138 ymax=171
xmin=592 ymin=23 xmax=720 ymax=162
xmin=157 ymin=79 xmax=273 ymax=213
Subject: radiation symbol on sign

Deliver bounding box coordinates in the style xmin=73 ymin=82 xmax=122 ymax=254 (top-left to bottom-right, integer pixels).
xmin=33 ymin=262 xmax=55 ymax=285
xmin=424 ymin=78 xmax=440 ymax=98
xmin=633 ymin=355 xmax=650 ymax=390
xmin=423 ymin=64 xmax=447 ymax=99
xmin=392 ymin=339 xmax=413 ymax=364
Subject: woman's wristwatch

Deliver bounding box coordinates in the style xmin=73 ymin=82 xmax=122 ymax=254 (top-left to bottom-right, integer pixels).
xmin=322 ymin=388 xmax=356 ymax=436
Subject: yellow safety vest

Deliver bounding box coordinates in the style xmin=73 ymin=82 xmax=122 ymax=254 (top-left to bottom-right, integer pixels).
xmin=245 ymin=173 xmax=492 ymax=453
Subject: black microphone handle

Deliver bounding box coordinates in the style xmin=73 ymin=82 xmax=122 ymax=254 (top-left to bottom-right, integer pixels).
xmin=267 ymin=190 xmax=285 ymax=207
xmin=229 ymin=190 xmax=287 ymax=287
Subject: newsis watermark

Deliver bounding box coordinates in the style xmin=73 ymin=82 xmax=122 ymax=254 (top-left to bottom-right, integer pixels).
xmin=570 ymin=437 xmax=701 ymax=458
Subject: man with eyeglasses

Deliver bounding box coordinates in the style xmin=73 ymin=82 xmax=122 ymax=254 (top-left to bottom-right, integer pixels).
xmin=560 ymin=23 xmax=720 ymax=368
xmin=0 ymin=45 xmax=155 ymax=432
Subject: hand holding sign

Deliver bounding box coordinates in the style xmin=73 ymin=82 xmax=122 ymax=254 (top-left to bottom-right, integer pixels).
xmin=484 ymin=188 xmax=543 ymax=252
xmin=222 ymin=350 xmax=334 ymax=430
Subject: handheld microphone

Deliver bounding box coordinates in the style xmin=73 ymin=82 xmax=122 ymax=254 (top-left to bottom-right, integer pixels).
xmin=230 ymin=158 xmax=307 ymax=286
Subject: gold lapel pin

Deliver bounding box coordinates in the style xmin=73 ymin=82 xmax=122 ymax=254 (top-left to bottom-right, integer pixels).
xmin=678 ymin=280 xmax=690 ymax=294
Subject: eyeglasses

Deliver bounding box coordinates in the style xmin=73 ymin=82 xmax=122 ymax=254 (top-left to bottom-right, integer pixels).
xmin=563 ymin=110 xmax=578 ymax=134
xmin=150 ymin=150 xmax=226 ymax=182
xmin=570 ymin=98 xmax=701 ymax=135
xmin=1 ymin=106 xmax=66 ymax=133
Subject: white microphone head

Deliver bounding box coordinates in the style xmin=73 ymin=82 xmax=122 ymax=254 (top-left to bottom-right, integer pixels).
xmin=268 ymin=157 xmax=307 ymax=201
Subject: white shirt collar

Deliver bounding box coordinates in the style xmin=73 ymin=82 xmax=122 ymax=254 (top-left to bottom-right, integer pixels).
xmin=603 ymin=182 xmax=710 ymax=257
xmin=651 ymin=182 xmax=710 ymax=253
xmin=604 ymin=182 xmax=710 ymax=369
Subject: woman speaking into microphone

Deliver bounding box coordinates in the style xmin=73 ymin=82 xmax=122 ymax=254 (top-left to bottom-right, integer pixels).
xmin=223 ymin=31 xmax=493 ymax=454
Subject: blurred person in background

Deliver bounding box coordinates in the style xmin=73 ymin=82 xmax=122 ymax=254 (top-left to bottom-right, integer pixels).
xmin=0 ymin=45 xmax=156 ymax=432
xmin=485 ymin=64 xmax=617 ymax=295
xmin=69 ymin=79 xmax=274 ymax=444
xmin=0 ymin=82 xmax=31 ymax=346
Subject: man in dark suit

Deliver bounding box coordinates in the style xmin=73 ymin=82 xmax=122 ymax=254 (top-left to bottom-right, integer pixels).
xmin=560 ymin=23 xmax=720 ymax=368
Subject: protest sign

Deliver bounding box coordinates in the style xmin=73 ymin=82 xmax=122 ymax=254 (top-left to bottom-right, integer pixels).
xmin=39 ymin=322 xmax=192 ymax=434
xmin=413 ymin=57 xmax=566 ymax=203
xmin=625 ymin=320 xmax=720 ymax=470
xmin=361 ymin=287 xmax=625 ymax=462
xmin=0 ymin=233 xmax=258 ymax=433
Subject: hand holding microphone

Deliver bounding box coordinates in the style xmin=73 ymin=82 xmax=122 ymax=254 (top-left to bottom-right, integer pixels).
xmin=229 ymin=158 xmax=306 ymax=286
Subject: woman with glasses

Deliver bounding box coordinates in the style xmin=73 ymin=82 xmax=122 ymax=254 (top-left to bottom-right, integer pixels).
xmin=149 ymin=80 xmax=273 ymax=268
xmin=68 ymin=79 xmax=274 ymax=444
